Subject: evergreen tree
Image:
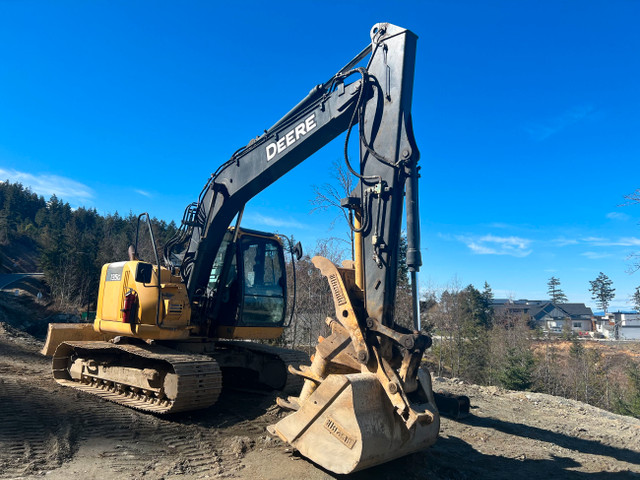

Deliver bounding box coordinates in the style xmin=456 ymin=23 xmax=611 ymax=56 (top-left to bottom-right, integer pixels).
xmin=461 ymin=284 xmax=493 ymax=328
xmin=0 ymin=181 xmax=45 ymax=244
xmin=632 ymin=286 xmax=640 ymax=313
xmin=0 ymin=209 xmax=8 ymax=244
xmin=0 ymin=180 xmax=178 ymax=309
xmin=617 ymin=363 xmax=640 ymax=419
xmin=589 ymin=272 xmax=616 ymax=313
xmin=393 ymin=235 xmax=414 ymax=330
xmin=481 ymin=281 xmax=494 ymax=327
xmin=547 ymin=276 xmax=568 ymax=303
xmin=498 ymin=346 xmax=535 ymax=391
xmin=396 ymin=235 xmax=409 ymax=287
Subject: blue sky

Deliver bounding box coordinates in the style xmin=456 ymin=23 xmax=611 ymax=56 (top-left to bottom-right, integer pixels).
xmin=1 ymin=1 xmax=639 ymax=310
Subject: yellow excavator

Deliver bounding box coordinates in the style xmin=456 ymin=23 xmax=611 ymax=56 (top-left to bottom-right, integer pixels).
xmin=42 ymin=23 xmax=443 ymax=474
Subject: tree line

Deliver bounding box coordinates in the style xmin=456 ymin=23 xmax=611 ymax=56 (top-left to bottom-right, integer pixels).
xmin=284 ymin=259 xmax=640 ymax=420
xmin=421 ymin=282 xmax=640 ymax=419
xmin=0 ymin=180 xmax=177 ymax=309
xmin=547 ymin=274 xmax=630 ymax=313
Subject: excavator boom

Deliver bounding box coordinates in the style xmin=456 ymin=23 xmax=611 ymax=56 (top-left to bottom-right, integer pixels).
xmin=164 ymin=24 xmax=423 ymax=336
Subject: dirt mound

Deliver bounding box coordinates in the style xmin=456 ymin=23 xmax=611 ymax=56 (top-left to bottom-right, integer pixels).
xmin=0 ymin=276 xmax=77 ymax=339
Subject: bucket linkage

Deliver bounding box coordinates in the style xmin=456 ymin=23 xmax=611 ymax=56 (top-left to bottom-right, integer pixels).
xmin=268 ymin=257 xmax=440 ymax=474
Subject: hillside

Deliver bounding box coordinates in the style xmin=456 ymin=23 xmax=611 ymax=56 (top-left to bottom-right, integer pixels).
xmin=0 ymin=237 xmax=40 ymax=273
xmin=1 ymin=320 xmax=639 ymax=479
xmin=0 ymin=180 xmax=177 ymax=310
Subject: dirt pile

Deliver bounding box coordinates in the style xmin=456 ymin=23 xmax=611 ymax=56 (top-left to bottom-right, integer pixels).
xmin=0 ymin=277 xmax=78 ymax=339
xmin=0 ymin=326 xmax=639 ymax=480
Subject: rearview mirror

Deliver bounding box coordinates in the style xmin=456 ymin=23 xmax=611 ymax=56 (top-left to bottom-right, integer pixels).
xmin=135 ymin=262 xmax=153 ymax=284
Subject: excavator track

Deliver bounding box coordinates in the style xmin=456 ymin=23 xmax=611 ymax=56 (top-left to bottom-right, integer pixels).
xmin=215 ymin=341 xmax=309 ymax=394
xmin=52 ymin=341 xmax=222 ymax=414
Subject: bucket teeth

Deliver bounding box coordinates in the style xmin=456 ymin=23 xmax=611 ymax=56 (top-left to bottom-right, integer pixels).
xmin=287 ymin=364 xmax=322 ymax=383
xmin=276 ymin=396 xmax=300 ymax=411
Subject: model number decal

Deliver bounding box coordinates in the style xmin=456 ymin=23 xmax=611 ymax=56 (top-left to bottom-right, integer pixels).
xmin=265 ymin=113 xmax=317 ymax=161
xmin=105 ymin=263 xmax=125 ymax=282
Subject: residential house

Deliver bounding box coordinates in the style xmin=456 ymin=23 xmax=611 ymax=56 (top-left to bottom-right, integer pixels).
xmin=595 ymin=312 xmax=640 ymax=340
xmin=492 ymin=298 xmax=546 ymax=320
xmin=492 ymin=299 xmax=593 ymax=334
xmin=530 ymin=303 xmax=593 ymax=333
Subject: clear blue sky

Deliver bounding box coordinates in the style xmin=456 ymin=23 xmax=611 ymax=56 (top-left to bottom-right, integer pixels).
xmin=1 ymin=1 xmax=639 ymax=310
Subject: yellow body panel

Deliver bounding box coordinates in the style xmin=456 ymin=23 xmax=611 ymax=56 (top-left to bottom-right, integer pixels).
xmin=87 ymin=240 xmax=289 ymax=343
xmin=94 ymin=260 xmax=191 ymax=340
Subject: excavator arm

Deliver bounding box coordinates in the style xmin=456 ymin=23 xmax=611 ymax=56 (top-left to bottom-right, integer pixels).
xmin=166 ymin=23 xmax=421 ymax=332
xmin=164 ymin=23 xmax=439 ymax=473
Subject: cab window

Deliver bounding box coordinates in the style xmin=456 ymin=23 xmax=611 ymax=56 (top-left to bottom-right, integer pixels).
xmin=239 ymin=236 xmax=285 ymax=326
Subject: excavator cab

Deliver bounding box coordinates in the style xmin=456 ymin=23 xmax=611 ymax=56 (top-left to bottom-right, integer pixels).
xmin=208 ymin=228 xmax=288 ymax=339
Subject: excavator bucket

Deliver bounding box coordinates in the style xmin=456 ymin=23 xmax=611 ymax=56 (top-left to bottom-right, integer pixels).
xmin=269 ymin=257 xmax=441 ymax=473
xmin=269 ymin=368 xmax=439 ymax=474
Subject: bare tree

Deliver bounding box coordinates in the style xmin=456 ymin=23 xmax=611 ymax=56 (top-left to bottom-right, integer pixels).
xmin=624 ymin=189 xmax=640 ymax=204
xmin=430 ymin=280 xmax=464 ymax=377
xmin=623 ymin=189 xmax=640 ymax=273
xmin=284 ymin=239 xmax=341 ymax=353
xmin=310 ymin=160 xmax=355 ymax=258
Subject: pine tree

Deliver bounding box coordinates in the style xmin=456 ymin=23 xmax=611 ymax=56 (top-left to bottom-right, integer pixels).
xmin=615 ymin=362 xmax=640 ymax=419
xmin=0 ymin=180 xmax=180 ymax=309
xmin=547 ymin=276 xmax=568 ymax=303
xmin=498 ymin=346 xmax=535 ymax=391
xmin=479 ymin=281 xmax=494 ymax=327
xmin=589 ymin=272 xmax=615 ymax=313
xmin=632 ymin=286 xmax=640 ymax=313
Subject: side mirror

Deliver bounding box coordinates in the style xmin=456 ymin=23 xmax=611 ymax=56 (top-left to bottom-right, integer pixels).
xmin=135 ymin=262 xmax=153 ymax=284
xmin=293 ymin=241 xmax=303 ymax=261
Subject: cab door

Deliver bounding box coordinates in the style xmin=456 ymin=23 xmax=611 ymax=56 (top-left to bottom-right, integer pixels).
xmin=237 ymin=234 xmax=287 ymax=327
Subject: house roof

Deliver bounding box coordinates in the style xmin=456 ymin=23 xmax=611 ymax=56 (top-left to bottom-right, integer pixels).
xmin=557 ymin=303 xmax=593 ymax=316
xmin=529 ymin=302 xmax=555 ymax=321
xmin=492 ymin=299 xmax=593 ymax=320
xmin=492 ymin=299 xmax=547 ymax=306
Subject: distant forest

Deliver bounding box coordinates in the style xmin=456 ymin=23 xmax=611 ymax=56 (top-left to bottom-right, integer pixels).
xmin=0 ymin=180 xmax=177 ymax=308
